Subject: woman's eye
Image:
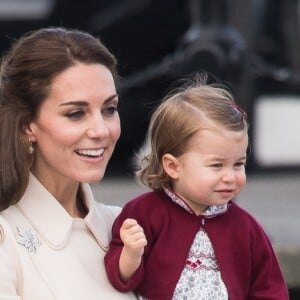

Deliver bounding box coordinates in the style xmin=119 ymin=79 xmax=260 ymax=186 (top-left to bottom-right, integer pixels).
xmin=103 ymin=105 xmax=118 ymax=116
xmin=65 ymin=110 xmax=85 ymax=119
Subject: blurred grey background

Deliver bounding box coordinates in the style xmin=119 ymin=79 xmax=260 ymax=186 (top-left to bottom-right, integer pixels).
xmin=0 ymin=0 xmax=299 ymax=297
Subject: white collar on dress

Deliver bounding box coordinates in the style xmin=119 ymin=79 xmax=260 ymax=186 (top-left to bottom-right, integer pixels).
xmin=16 ymin=173 xmax=111 ymax=250
xmin=163 ymin=185 xmax=228 ymax=217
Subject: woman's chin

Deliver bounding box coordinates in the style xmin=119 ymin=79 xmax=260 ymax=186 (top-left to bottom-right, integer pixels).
xmin=78 ymin=171 xmax=105 ymax=184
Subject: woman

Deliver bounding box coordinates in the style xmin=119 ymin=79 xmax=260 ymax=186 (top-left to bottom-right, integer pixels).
xmin=0 ymin=27 xmax=136 ymax=299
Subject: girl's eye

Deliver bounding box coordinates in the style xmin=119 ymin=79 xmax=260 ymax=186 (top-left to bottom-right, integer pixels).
xmin=235 ymin=162 xmax=246 ymax=167
xmin=103 ymin=105 xmax=118 ymax=117
xmin=211 ymin=164 xmax=222 ymax=168
xmin=65 ymin=110 xmax=85 ymax=120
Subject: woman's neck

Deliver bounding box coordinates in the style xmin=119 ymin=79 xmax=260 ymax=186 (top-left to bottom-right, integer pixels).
xmin=30 ymin=170 xmax=85 ymax=218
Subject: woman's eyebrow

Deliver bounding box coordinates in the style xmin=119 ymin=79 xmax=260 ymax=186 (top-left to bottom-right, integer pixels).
xmin=60 ymin=100 xmax=88 ymax=107
xmin=59 ymin=94 xmax=118 ymax=107
xmin=104 ymin=94 xmax=119 ymax=103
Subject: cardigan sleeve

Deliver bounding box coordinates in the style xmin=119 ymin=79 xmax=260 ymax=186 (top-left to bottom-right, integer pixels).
xmin=248 ymin=220 xmax=289 ymax=299
xmin=104 ymin=201 xmax=146 ymax=293
xmin=0 ymin=216 xmax=22 ymax=299
xmin=211 ymin=203 xmax=289 ymax=300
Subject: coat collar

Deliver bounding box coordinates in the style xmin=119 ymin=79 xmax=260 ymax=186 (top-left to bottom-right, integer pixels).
xmin=16 ymin=173 xmax=110 ymax=250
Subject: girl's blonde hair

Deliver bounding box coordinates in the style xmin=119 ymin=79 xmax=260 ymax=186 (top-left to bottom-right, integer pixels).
xmin=135 ymin=74 xmax=248 ymax=190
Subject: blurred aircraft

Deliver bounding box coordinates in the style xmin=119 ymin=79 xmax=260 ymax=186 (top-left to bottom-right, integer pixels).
xmin=1 ymin=0 xmax=300 ymax=175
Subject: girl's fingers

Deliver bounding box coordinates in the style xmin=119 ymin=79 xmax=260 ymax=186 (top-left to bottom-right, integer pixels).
xmin=122 ymin=218 xmax=138 ymax=229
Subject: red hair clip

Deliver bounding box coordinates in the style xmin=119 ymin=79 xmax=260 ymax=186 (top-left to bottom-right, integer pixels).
xmin=230 ymin=101 xmax=247 ymax=121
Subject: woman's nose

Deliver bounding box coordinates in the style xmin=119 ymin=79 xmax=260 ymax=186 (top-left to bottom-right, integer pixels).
xmin=86 ymin=115 xmax=109 ymax=138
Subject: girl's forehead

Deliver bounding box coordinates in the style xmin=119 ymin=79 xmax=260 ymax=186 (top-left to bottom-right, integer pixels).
xmin=188 ymin=126 xmax=248 ymax=147
xmin=183 ymin=129 xmax=248 ymax=162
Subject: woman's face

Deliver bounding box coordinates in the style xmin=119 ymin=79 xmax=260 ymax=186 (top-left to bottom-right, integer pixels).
xmin=27 ymin=63 xmax=120 ymax=185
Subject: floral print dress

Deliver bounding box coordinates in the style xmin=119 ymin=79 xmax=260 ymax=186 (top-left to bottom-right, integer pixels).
xmin=164 ymin=188 xmax=228 ymax=300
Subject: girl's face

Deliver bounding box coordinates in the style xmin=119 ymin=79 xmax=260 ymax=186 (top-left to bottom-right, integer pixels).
xmin=26 ymin=63 xmax=120 ymax=186
xmin=167 ymin=126 xmax=248 ymax=215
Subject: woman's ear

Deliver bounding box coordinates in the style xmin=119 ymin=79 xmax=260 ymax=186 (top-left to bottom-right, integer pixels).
xmin=23 ymin=122 xmax=37 ymax=142
xmin=162 ymin=153 xmax=179 ymax=180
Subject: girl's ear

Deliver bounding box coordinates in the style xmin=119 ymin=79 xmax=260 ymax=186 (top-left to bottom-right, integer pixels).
xmin=162 ymin=153 xmax=179 ymax=180
xmin=23 ymin=122 xmax=37 ymax=142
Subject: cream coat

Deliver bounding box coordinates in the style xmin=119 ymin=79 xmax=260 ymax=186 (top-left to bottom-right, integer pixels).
xmin=0 ymin=174 xmax=137 ymax=300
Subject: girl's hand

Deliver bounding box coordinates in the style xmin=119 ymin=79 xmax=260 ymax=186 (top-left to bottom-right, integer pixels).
xmin=118 ymin=218 xmax=147 ymax=281
xmin=120 ymin=218 xmax=147 ymax=257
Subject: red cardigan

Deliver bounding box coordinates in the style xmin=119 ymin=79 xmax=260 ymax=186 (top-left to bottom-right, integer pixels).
xmin=105 ymin=190 xmax=289 ymax=300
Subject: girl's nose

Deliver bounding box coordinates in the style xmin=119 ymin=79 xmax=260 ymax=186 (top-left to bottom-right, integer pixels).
xmin=222 ymin=169 xmax=236 ymax=183
xmin=86 ymin=115 xmax=109 ymax=139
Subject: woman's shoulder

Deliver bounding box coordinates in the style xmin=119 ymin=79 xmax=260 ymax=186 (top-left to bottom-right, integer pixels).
xmin=0 ymin=215 xmax=9 ymax=244
xmin=0 ymin=214 xmax=20 ymax=259
xmin=0 ymin=208 xmax=20 ymax=242
xmin=0 ymin=214 xmax=22 ymax=294
xmin=93 ymin=202 xmax=122 ymax=222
